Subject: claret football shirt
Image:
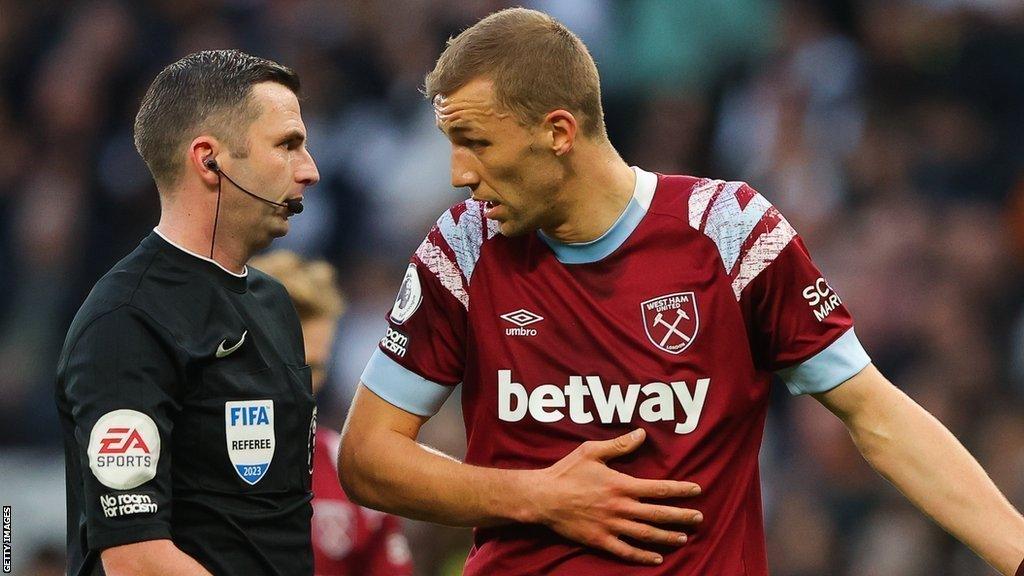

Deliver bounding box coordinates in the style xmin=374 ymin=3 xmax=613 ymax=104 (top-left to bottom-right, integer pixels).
xmin=311 ymin=428 xmax=413 ymax=576
xmin=361 ymin=167 xmax=870 ymax=575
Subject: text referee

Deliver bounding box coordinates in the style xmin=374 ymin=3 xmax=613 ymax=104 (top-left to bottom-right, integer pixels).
xmin=56 ymin=50 xmax=320 ymax=575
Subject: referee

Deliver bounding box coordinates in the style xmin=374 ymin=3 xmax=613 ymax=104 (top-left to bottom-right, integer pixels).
xmin=55 ymin=50 xmax=320 ymax=576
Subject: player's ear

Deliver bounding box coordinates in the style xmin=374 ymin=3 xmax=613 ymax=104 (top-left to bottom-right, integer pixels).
xmin=544 ymin=109 xmax=577 ymax=156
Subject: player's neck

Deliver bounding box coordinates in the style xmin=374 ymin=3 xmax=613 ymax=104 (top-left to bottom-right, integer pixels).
xmin=544 ymin=147 xmax=635 ymax=244
xmin=156 ymin=202 xmax=249 ymax=275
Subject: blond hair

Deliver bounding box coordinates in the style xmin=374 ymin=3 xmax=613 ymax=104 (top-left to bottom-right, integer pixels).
xmin=425 ymin=7 xmax=606 ymax=139
xmin=250 ymin=250 xmax=345 ymax=321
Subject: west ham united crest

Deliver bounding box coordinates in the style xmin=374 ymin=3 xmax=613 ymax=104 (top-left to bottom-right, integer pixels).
xmin=641 ymin=292 xmax=699 ymax=355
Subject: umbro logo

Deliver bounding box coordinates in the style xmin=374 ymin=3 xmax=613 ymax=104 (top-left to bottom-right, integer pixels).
xmin=500 ymin=309 xmax=543 ymax=336
xmin=216 ymin=331 xmax=247 ymax=358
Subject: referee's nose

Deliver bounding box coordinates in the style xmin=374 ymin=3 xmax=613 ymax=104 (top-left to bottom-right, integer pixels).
xmin=296 ymin=147 xmax=320 ymax=187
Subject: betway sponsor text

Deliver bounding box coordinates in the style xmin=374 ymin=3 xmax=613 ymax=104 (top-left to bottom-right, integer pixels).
xmin=497 ymin=370 xmax=709 ymax=434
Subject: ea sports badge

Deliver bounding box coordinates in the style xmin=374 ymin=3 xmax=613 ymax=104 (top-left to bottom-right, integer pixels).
xmin=389 ymin=264 xmax=422 ymax=324
xmin=88 ymin=409 xmax=160 ymax=490
xmin=225 ymin=400 xmax=275 ymax=485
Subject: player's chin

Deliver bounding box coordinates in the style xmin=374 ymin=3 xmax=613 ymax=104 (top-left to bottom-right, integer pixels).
xmin=497 ymin=219 xmax=531 ymax=237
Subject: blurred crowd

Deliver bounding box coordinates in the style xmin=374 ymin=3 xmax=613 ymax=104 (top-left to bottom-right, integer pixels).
xmin=2 ymin=0 xmax=1024 ymax=574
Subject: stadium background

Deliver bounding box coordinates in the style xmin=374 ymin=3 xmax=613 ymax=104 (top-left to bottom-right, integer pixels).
xmin=1 ymin=0 xmax=1024 ymax=574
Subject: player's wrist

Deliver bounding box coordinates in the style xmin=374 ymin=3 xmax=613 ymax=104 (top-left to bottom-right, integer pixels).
xmin=502 ymin=468 xmax=547 ymax=525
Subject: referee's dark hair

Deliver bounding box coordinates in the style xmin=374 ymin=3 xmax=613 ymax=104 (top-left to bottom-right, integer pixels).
xmin=133 ymin=49 xmax=300 ymax=190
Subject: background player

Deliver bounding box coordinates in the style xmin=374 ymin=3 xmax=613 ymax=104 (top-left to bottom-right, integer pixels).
xmin=338 ymin=8 xmax=1024 ymax=576
xmin=251 ymin=249 xmax=414 ymax=576
xmin=56 ymin=50 xmax=320 ymax=575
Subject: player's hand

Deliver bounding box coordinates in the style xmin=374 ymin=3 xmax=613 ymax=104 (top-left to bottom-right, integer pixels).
xmin=528 ymin=428 xmax=703 ymax=565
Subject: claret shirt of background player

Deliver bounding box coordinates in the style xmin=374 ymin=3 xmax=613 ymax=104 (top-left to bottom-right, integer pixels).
xmin=361 ymin=167 xmax=870 ymax=575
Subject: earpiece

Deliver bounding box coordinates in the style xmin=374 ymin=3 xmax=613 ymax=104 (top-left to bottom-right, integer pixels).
xmin=205 ymin=158 xmax=303 ymax=215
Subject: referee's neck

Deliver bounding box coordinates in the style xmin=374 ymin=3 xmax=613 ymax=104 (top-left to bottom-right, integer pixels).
xmin=155 ymin=216 xmax=249 ymax=276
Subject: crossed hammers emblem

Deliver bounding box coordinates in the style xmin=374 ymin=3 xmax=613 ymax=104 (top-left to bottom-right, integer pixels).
xmin=653 ymin=308 xmax=691 ymax=348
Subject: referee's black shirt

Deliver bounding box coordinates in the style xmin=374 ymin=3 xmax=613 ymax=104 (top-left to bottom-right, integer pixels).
xmin=56 ymin=230 xmax=316 ymax=576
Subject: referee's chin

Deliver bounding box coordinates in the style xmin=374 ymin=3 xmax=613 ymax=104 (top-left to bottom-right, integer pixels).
xmin=252 ymin=219 xmax=290 ymax=252
xmin=270 ymin=217 xmax=290 ymax=238
xmin=269 ymin=211 xmax=292 ymax=235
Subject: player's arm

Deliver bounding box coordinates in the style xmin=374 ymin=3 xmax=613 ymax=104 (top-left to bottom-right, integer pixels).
xmin=815 ymin=364 xmax=1024 ymax=576
xmin=339 ymin=383 xmax=703 ymax=566
xmin=708 ymin=181 xmax=1023 ymax=574
xmin=101 ymin=540 xmax=213 ymax=576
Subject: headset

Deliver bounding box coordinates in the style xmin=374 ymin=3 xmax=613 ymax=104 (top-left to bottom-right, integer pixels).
xmin=204 ymin=157 xmax=304 ymax=258
xmin=204 ymin=157 xmax=304 ymax=214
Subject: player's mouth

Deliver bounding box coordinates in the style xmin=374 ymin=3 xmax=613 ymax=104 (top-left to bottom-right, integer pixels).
xmin=483 ymin=200 xmax=504 ymax=220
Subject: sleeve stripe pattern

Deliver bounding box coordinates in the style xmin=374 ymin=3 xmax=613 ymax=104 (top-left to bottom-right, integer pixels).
xmin=687 ymin=178 xmax=726 ymax=231
xmin=415 ymin=237 xmax=470 ymax=309
xmin=688 ymin=179 xmax=797 ymax=300
xmin=730 ymin=216 xmax=797 ymax=299
xmin=703 ymin=189 xmax=772 ymax=272
xmin=438 ymin=203 xmax=484 ymax=281
xmin=414 ymin=200 xmax=498 ymax=311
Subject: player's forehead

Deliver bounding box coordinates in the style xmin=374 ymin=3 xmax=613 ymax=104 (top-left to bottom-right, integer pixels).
xmin=434 ymin=77 xmax=510 ymax=135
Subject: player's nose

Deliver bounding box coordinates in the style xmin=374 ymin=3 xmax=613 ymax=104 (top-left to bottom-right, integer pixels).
xmin=450 ymin=148 xmax=480 ymax=189
xmin=452 ymin=168 xmax=480 ymax=190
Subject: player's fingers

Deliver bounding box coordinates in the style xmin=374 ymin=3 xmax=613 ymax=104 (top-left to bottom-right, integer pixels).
xmin=626 ymin=502 xmax=704 ymax=526
xmin=586 ymin=428 xmax=646 ymax=461
xmin=627 ymin=478 xmax=702 ymax=500
xmin=597 ymin=534 xmax=664 ymax=566
xmin=616 ymin=520 xmax=689 ymax=547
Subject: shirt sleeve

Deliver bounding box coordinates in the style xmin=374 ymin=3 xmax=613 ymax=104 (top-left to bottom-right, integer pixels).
xmin=362 ymin=201 xmax=491 ymax=416
xmin=740 ymin=236 xmax=871 ymax=395
xmin=63 ymin=305 xmax=181 ymax=551
xmin=690 ymin=179 xmax=870 ymax=395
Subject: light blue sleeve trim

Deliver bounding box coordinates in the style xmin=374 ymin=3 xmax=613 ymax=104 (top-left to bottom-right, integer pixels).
xmin=776 ymin=328 xmax=871 ymax=396
xmin=360 ymin=348 xmax=456 ymax=416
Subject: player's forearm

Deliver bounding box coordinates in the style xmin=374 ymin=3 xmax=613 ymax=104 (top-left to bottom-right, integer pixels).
xmin=844 ymin=387 xmax=1024 ymax=575
xmin=101 ymin=539 xmax=214 ymax=576
xmin=339 ymin=425 xmax=537 ymax=527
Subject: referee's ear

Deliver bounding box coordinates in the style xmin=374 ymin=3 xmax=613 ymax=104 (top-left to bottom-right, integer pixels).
xmin=189 ymin=136 xmax=222 ymax=187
